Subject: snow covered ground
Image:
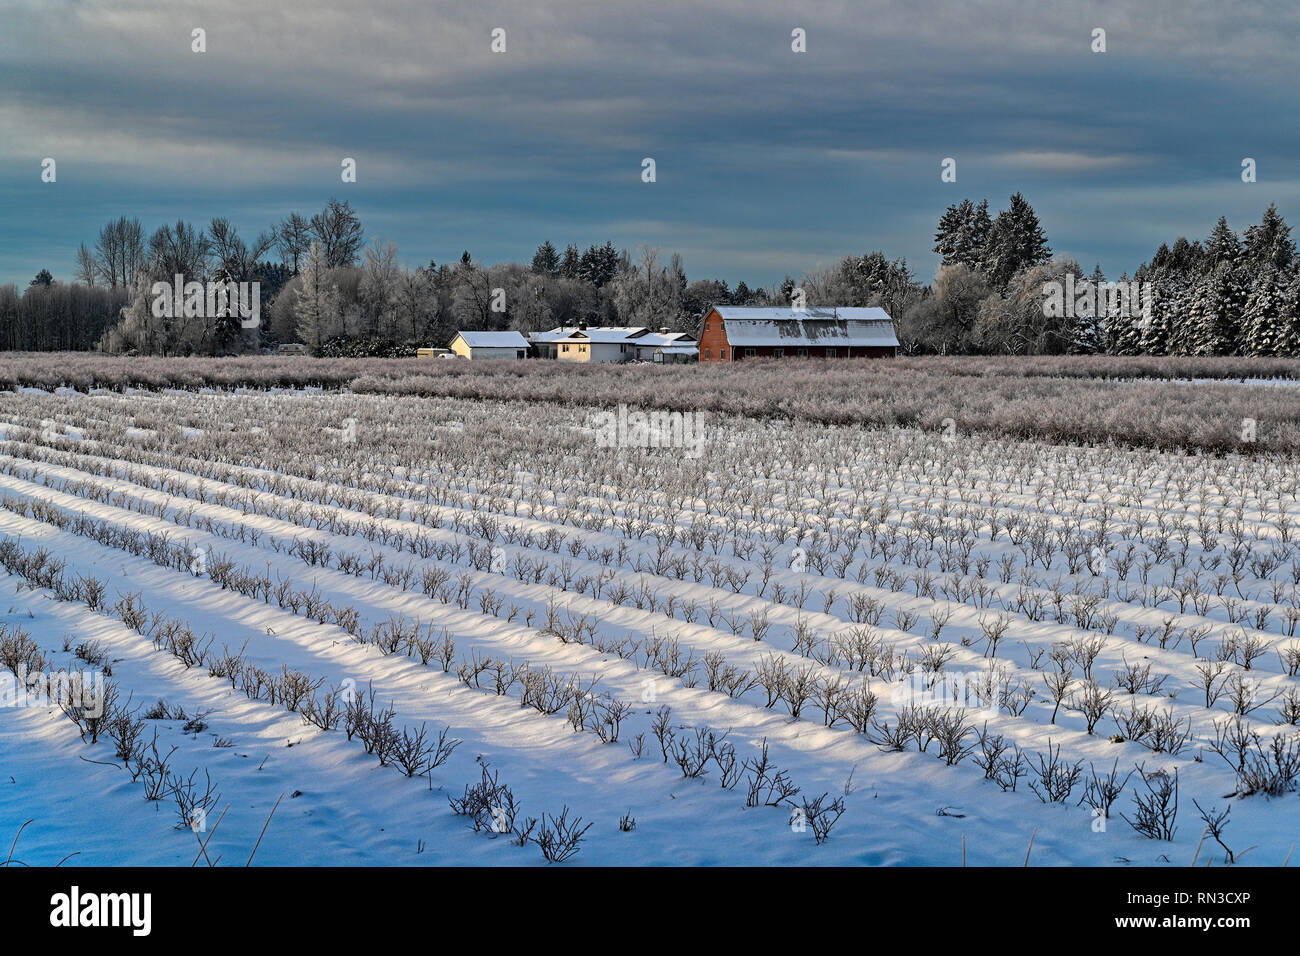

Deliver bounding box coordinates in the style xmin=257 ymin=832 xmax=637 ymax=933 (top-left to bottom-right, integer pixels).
xmin=0 ymin=387 xmax=1297 ymax=866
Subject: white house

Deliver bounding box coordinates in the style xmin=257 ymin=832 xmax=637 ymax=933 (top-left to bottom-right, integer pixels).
xmin=529 ymin=325 xmax=696 ymax=363
xmin=449 ymin=330 xmax=530 ymax=360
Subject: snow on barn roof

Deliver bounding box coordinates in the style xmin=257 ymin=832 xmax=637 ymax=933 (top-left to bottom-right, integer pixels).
xmin=708 ymin=305 xmax=898 ymax=348
xmin=454 ymin=330 xmax=530 ymax=349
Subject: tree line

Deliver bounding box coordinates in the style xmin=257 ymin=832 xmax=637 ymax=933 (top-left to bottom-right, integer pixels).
xmin=2 ymin=194 xmax=1297 ymax=356
xmin=902 ymin=195 xmax=1299 ymax=356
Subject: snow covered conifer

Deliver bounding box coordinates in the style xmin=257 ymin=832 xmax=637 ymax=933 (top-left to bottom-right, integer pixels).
xmin=1242 ymin=267 xmax=1285 ymax=355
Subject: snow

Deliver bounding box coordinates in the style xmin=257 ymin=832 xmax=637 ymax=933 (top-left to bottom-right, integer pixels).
xmin=0 ymin=387 xmax=1297 ymax=866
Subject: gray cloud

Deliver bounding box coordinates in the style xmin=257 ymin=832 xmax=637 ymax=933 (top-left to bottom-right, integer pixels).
xmin=2 ymin=0 xmax=1297 ymax=286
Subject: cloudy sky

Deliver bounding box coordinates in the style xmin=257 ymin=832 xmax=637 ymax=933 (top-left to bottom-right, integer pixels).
xmin=2 ymin=0 xmax=1298 ymax=288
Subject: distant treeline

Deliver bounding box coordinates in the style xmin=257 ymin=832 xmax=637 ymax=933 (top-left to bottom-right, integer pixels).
xmin=2 ymin=195 xmax=1297 ymax=357
xmin=910 ymin=197 xmax=1300 ymax=357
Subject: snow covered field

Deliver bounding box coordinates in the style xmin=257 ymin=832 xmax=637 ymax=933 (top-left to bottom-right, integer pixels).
xmin=1 ymin=385 xmax=1298 ymax=866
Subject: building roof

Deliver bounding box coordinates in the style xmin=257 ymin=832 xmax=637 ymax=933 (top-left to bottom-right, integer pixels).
xmin=454 ymin=330 xmax=530 ymax=349
xmin=711 ymin=305 xmax=892 ymax=322
xmin=634 ymin=331 xmax=696 ymax=347
xmin=708 ymin=305 xmax=898 ymax=348
xmin=530 ymin=326 xmax=693 ymax=346
xmin=530 ymin=326 xmax=643 ymax=344
xmin=656 ymin=344 xmax=698 ymax=354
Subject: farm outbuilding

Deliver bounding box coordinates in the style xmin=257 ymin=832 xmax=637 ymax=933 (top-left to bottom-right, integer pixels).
xmin=449 ymin=331 xmax=530 ymax=360
xmin=631 ymin=329 xmax=696 ymax=361
xmin=697 ymin=306 xmax=898 ymax=362
xmin=653 ymin=345 xmax=698 ymax=363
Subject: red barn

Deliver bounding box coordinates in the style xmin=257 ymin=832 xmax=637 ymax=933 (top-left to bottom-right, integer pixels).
xmin=697 ymin=306 xmax=898 ymax=362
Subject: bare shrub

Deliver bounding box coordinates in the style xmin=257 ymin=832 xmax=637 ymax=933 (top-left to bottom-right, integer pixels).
xmin=391 ymin=723 xmax=461 ymax=778
xmin=744 ymin=739 xmax=801 ymax=807
xmin=170 ymin=768 xmax=221 ymax=831
xmin=1122 ymin=766 xmax=1178 ymax=840
xmin=799 ymin=793 xmax=847 ymax=845
xmin=1028 ymin=740 xmax=1083 ymax=804
xmin=1079 ymin=759 xmax=1133 ymax=821
xmin=536 ymin=806 xmax=593 ymax=863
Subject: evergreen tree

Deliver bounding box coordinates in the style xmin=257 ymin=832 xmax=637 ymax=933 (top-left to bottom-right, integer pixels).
xmin=1137 ymin=279 xmax=1175 ymax=355
xmin=971 ymin=199 xmax=993 ymax=265
xmin=933 ymin=199 xmax=972 ymax=266
xmin=1168 ymin=236 xmax=1205 ymax=273
xmin=531 ymin=240 xmax=560 ymax=275
xmin=1243 ymin=267 xmax=1287 ymax=355
xmin=1187 ymin=262 xmax=1246 ymax=355
xmin=559 ymin=244 xmax=579 ymax=279
xmin=778 ymin=276 xmax=796 ymax=305
xmin=1072 ymin=263 xmax=1106 ymax=354
xmin=1280 ymin=275 xmax=1300 ymax=356
xmin=1204 ymin=216 xmax=1240 ymax=269
xmin=841 ymin=250 xmax=918 ymax=317
xmin=983 ymin=193 xmax=1051 ymax=289
xmin=932 ymin=198 xmax=992 ymax=270
xmin=1165 ymin=280 xmax=1199 ymax=356
xmin=1146 ymin=242 xmax=1173 ymax=273
xmin=577 ymin=241 xmax=620 ymax=287
xmin=1243 ymin=203 xmax=1296 ymax=273
xmin=207 ymin=267 xmax=243 ymax=354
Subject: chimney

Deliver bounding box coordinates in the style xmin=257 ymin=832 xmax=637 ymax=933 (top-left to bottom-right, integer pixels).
xmin=659 ymin=327 xmax=669 ymax=334
xmin=578 ymin=322 xmax=587 ymax=331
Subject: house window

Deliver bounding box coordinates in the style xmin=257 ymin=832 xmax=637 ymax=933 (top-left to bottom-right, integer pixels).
xmin=720 ymin=348 xmax=727 ymax=359
xmin=704 ymin=348 xmax=710 ymax=358
xmin=773 ymin=348 xmax=784 ymax=358
xmin=704 ymin=320 xmax=710 ymax=331
xmin=744 ymin=348 xmax=755 ymax=358
xmin=797 ymin=348 xmax=808 ymax=357
xmin=580 ymin=345 xmax=587 ymax=352
xmin=561 ymin=344 xmax=569 ymax=353
xmin=826 ymin=348 xmax=837 ymax=358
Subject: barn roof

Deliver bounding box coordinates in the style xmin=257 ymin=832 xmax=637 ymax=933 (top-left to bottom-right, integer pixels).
xmin=708 ymin=305 xmax=898 ymax=348
xmin=454 ymin=330 xmax=530 ymax=349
